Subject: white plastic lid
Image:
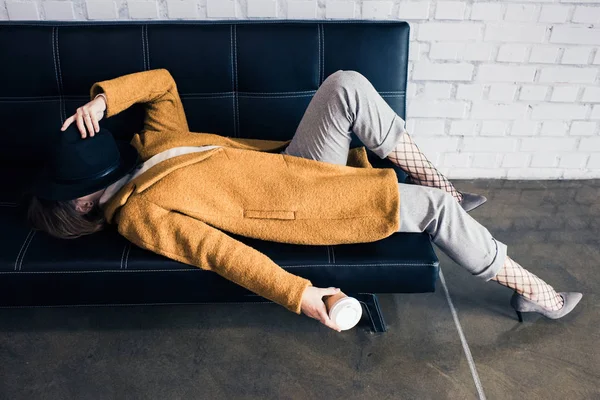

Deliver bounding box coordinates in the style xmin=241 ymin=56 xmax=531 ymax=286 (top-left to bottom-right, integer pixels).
xmin=329 ymin=297 xmax=362 ymax=331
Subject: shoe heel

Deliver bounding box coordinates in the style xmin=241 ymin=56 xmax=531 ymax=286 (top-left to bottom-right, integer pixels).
xmin=515 ymin=310 xmax=523 ymax=323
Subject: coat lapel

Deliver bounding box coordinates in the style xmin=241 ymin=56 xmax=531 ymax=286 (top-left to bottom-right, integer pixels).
xmin=102 ymin=182 xmax=136 ymax=224
xmin=102 ymin=148 xmax=223 ymax=223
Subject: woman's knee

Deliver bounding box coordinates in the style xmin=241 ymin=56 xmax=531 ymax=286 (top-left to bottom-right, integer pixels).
xmin=400 ymin=185 xmax=453 ymax=234
xmin=322 ymin=70 xmax=369 ymax=92
xmin=432 ymin=190 xmax=460 ymax=217
xmin=440 ymin=190 xmax=457 ymax=207
xmin=421 ymin=188 xmax=456 ymax=223
xmin=415 ymin=185 xmax=453 ymax=208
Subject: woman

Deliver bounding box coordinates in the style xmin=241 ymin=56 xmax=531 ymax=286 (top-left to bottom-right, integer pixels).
xmin=28 ymin=69 xmax=581 ymax=332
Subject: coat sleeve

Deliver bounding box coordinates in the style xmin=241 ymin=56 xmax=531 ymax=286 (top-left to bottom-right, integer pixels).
xmin=116 ymin=198 xmax=313 ymax=315
xmin=90 ymin=69 xmax=189 ymax=134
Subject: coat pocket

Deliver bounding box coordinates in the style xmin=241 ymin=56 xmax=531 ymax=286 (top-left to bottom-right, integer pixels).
xmin=243 ymin=210 xmax=296 ymax=220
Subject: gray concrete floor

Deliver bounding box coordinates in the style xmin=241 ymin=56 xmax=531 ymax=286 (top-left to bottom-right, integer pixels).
xmin=0 ymin=180 xmax=598 ymax=400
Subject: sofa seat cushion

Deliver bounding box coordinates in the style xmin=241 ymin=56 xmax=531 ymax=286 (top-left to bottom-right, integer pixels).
xmin=0 ymin=203 xmax=438 ymax=307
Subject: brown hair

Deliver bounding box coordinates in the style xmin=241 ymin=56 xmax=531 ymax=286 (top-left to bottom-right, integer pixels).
xmin=27 ymin=196 xmax=106 ymax=239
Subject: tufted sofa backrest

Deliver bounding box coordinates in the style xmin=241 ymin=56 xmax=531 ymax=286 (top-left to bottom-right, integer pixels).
xmin=0 ymin=21 xmax=410 ymax=199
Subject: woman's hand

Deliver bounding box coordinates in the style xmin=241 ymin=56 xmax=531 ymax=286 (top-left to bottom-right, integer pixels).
xmin=61 ymin=94 xmax=107 ymax=138
xmin=300 ymin=286 xmax=342 ymax=332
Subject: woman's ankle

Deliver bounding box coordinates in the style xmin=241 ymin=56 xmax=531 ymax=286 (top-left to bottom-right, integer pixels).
xmin=492 ymin=256 xmax=565 ymax=311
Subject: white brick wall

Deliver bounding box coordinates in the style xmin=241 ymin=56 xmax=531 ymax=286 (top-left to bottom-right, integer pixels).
xmin=42 ymin=1 xmax=75 ymax=20
xmin=128 ymin=1 xmax=158 ymax=19
xmin=86 ymin=1 xmax=118 ymax=19
xmin=167 ymin=1 xmax=199 ymax=19
xmin=539 ymin=5 xmax=569 ymax=23
xmin=248 ymin=0 xmax=277 ymax=18
xmin=3 ymin=0 xmax=599 ymax=179
xmin=288 ymin=1 xmax=317 ymax=19
xmin=6 ymin=2 xmax=39 ymax=19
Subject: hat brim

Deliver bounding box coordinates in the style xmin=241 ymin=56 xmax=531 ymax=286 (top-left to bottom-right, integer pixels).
xmin=31 ymin=141 xmax=139 ymax=201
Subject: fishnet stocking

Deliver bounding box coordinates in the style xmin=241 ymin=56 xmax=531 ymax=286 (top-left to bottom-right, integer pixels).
xmin=491 ymin=256 xmax=564 ymax=311
xmin=387 ymin=132 xmax=463 ymax=202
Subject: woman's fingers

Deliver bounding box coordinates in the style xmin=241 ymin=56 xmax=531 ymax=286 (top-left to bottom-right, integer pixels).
xmin=321 ymin=287 xmax=341 ymax=297
xmin=74 ymin=106 xmax=96 ymax=138
xmin=83 ymin=112 xmax=95 ymax=137
xmin=318 ymin=307 xmax=341 ymax=332
xmin=318 ymin=287 xmax=341 ymax=331
xmin=300 ymin=286 xmax=342 ymax=332
xmin=91 ymin=113 xmax=100 ymax=133
xmin=61 ymin=98 xmax=104 ymax=137
xmin=75 ymin=109 xmax=87 ymax=138
xmin=60 ymin=115 xmax=76 ymax=131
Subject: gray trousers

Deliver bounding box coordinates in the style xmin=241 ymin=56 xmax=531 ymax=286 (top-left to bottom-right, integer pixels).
xmin=282 ymin=70 xmax=507 ymax=281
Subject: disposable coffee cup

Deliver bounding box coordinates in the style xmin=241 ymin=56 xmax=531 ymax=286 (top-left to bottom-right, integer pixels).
xmin=324 ymin=291 xmax=362 ymax=331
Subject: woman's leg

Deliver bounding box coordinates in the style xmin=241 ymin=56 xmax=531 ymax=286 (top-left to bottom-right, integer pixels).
xmin=283 ymin=70 xmax=565 ymax=311
xmin=389 ymin=133 xmax=462 ymax=202
xmin=397 ymin=183 xmax=564 ymax=310
xmin=283 ymin=70 xmax=463 ymax=202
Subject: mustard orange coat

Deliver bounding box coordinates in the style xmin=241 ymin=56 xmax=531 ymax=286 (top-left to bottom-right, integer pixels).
xmin=93 ymin=70 xmax=400 ymax=314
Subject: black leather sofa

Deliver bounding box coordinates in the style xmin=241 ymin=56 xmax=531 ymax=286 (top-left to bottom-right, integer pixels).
xmin=0 ymin=20 xmax=439 ymax=333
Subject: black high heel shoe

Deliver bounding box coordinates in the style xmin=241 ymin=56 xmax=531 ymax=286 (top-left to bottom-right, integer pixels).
xmin=510 ymin=292 xmax=583 ymax=322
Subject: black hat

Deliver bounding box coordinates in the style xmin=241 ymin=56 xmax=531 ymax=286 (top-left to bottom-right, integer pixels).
xmin=31 ymin=126 xmax=139 ymax=201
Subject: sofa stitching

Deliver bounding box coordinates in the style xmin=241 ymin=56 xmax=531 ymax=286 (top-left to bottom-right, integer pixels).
xmin=146 ymin=25 xmax=150 ymax=70
xmin=229 ymin=25 xmax=234 ymax=96
xmin=233 ymin=25 xmax=239 ymax=138
xmin=120 ymin=244 xmax=127 ymax=269
xmin=1 ymin=96 xmax=62 ymax=100
xmin=18 ymin=230 xmax=36 ymax=271
xmin=0 ymin=90 xmax=402 ymax=101
xmin=140 ymin=26 xmax=146 ymax=70
xmin=0 ymin=301 xmax=275 ymax=309
xmin=124 ymin=243 xmax=131 ymax=270
xmin=321 ymin=23 xmax=325 ymax=84
xmin=181 ymin=95 xmax=234 ymax=100
xmin=142 ymin=25 xmax=146 ymax=70
xmin=284 ymin=262 xmax=440 ymax=268
xmin=229 ymin=25 xmax=236 ymax=137
xmin=179 ymin=92 xmax=235 ymax=96
xmin=0 ymin=202 xmax=18 ymax=207
xmin=239 ymin=90 xmax=318 ymax=95
xmin=319 ymin=24 xmax=325 ymax=86
xmin=51 ymin=28 xmax=65 ymax=121
xmin=317 ymin=24 xmax=321 ymax=83
xmin=237 ymin=94 xmax=314 ymax=99
xmin=3 ymin=21 xmax=405 ymax=27
xmin=144 ymin=25 xmax=150 ymax=70
xmin=0 ymin=263 xmax=438 ymax=274
xmin=317 ymin=24 xmax=321 ymax=86
xmin=55 ymin=27 xmax=66 ymax=121
xmin=238 ymin=91 xmax=317 ymax=96
xmin=0 ymin=99 xmax=60 ymax=103
xmin=0 ymin=94 xmax=401 ymax=103
xmin=50 ymin=27 xmax=60 ymax=120
xmin=14 ymin=230 xmax=33 ymax=271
